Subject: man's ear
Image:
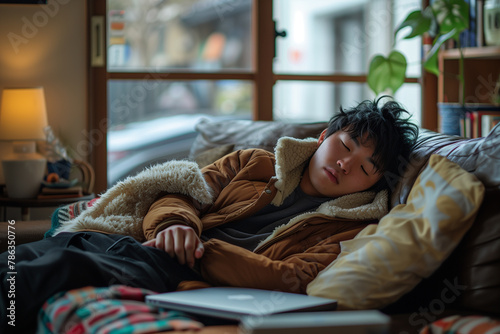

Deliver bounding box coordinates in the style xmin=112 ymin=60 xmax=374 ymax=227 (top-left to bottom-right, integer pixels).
xmin=318 ymin=129 xmax=327 ymax=146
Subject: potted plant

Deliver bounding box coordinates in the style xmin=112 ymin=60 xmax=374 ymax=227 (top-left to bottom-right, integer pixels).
xmin=367 ymin=0 xmax=469 ymax=135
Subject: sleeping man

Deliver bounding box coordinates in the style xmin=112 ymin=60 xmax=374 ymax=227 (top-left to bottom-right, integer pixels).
xmin=1 ymin=96 xmax=418 ymax=333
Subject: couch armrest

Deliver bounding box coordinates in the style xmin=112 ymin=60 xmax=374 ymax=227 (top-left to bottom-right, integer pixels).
xmin=0 ymin=220 xmax=51 ymax=253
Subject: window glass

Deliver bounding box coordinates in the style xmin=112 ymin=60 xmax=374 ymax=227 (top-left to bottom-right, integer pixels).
xmin=274 ymin=81 xmax=421 ymax=126
xmin=107 ymin=0 xmax=252 ymax=72
xmin=394 ymin=83 xmax=422 ymax=126
xmin=107 ymin=80 xmax=252 ymax=186
xmin=273 ymin=0 xmax=421 ymax=75
xmin=393 ymin=0 xmax=422 ymax=77
xmin=273 ymin=81 xmax=374 ymax=122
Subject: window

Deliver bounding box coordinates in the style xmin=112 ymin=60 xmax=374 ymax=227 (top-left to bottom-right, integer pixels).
xmin=90 ymin=0 xmax=422 ymax=191
xmin=103 ymin=0 xmax=254 ymax=187
xmin=107 ymin=79 xmax=252 ymax=185
xmin=273 ymin=0 xmax=422 ymax=123
xmin=107 ymin=0 xmax=252 ymax=71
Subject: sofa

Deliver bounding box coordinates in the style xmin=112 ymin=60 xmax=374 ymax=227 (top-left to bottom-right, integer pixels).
xmin=1 ymin=118 xmax=499 ymax=334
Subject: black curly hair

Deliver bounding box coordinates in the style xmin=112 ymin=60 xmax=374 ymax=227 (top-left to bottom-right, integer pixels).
xmin=324 ymin=96 xmax=419 ymax=191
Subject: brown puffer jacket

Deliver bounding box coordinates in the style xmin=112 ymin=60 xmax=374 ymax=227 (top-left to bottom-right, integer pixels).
xmin=143 ymin=137 xmax=389 ymax=294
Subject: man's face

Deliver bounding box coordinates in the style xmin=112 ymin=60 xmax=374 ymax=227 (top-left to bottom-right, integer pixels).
xmin=300 ymin=129 xmax=383 ymax=198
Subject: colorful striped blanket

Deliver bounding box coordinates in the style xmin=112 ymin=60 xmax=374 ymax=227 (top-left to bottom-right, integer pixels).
xmin=45 ymin=198 xmax=99 ymax=238
xmin=420 ymin=315 xmax=500 ymax=334
xmin=37 ymin=285 xmax=203 ymax=334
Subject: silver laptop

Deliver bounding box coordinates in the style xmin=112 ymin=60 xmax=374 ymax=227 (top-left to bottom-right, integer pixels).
xmin=145 ymin=287 xmax=337 ymax=320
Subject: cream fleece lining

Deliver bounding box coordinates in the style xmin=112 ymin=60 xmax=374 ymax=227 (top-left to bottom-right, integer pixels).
xmin=54 ymin=160 xmax=214 ymax=241
xmin=54 ymin=137 xmax=388 ymax=241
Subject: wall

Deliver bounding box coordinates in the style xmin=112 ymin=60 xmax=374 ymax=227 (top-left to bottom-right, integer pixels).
xmin=0 ymin=0 xmax=87 ymax=220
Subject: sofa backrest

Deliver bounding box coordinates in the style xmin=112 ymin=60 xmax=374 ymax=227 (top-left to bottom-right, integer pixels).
xmin=390 ymin=126 xmax=500 ymax=207
xmin=188 ymin=119 xmax=328 ymax=166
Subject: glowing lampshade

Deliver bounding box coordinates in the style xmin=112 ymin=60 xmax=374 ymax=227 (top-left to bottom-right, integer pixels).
xmin=0 ymin=87 xmax=48 ymax=140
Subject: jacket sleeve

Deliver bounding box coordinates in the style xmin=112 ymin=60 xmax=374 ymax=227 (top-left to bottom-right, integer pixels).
xmin=142 ymin=149 xmax=275 ymax=240
xmin=199 ymin=225 xmax=366 ymax=294
xmin=143 ymin=194 xmax=205 ymax=239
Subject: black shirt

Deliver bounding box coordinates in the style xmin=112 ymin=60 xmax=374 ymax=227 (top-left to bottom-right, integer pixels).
xmin=201 ymin=186 xmax=331 ymax=251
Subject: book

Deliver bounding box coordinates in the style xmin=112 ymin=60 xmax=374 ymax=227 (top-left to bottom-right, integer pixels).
xmin=459 ymin=0 xmax=480 ymax=47
xmin=461 ymin=110 xmax=472 ymax=138
xmin=459 ymin=105 xmax=500 ymax=138
xmin=37 ymin=193 xmax=84 ymax=200
xmin=474 ymin=111 xmax=500 ymax=137
xmin=469 ymin=109 xmax=500 ymax=138
xmin=469 ymin=0 xmax=477 ymax=47
xmin=477 ymin=0 xmax=485 ymax=46
xmin=239 ymin=311 xmax=390 ymax=334
xmin=37 ymin=186 xmax=83 ymax=199
xmin=460 ymin=0 xmax=471 ymax=47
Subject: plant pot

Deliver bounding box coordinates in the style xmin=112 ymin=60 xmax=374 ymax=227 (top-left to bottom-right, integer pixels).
xmin=438 ymin=103 xmax=466 ymax=136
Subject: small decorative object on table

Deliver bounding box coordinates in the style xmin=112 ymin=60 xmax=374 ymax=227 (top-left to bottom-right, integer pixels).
xmin=38 ymin=174 xmax=82 ymax=199
xmin=38 ymin=127 xmax=84 ymax=199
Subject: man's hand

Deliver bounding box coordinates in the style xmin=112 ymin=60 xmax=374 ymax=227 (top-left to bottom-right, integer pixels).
xmin=142 ymin=225 xmax=204 ymax=268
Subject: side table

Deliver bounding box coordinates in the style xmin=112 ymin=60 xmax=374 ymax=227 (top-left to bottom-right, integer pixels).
xmin=0 ymin=193 xmax=95 ymax=221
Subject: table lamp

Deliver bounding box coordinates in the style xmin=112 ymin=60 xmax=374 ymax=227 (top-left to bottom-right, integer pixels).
xmin=0 ymin=87 xmax=48 ymax=198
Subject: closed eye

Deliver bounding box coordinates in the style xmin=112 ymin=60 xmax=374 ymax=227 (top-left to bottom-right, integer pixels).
xmin=361 ymin=166 xmax=369 ymax=176
xmin=341 ymin=141 xmax=350 ymax=152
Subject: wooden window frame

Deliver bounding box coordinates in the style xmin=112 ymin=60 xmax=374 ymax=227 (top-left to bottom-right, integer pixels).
xmin=89 ymin=0 xmax=431 ymax=194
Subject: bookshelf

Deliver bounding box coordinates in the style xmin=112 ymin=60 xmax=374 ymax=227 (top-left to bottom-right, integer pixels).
xmin=438 ymin=47 xmax=500 ymax=105
xmin=427 ymin=0 xmax=500 ymax=137
xmin=440 ymin=46 xmax=500 ymax=59
xmin=436 ymin=46 xmax=500 ymax=138
xmin=437 ymin=47 xmax=500 ymax=138
xmin=468 ymin=108 xmax=500 ymax=137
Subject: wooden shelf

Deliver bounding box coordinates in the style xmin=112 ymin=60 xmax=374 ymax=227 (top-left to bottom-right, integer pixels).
xmin=438 ymin=46 xmax=500 ymax=104
xmin=441 ymin=46 xmax=500 ymax=59
xmin=437 ymin=45 xmax=500 ymax=136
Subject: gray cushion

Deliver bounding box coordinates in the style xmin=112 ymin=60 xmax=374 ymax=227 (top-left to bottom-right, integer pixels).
xmin=189 ymin=119 xmax=328 ymax=167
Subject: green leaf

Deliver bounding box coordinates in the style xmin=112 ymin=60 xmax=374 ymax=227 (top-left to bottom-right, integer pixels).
xmin=431 ymin=0 xmax=469 ymax=37
xmin=395 ymin=8 xmax=434 ymax=39
xmin=368 ymin=51 xmax=407 ymax=95
xmin=423 ymin=49 xmax=440 ymax=76
xmin=424 ymin=29 xmax=458 ymax=75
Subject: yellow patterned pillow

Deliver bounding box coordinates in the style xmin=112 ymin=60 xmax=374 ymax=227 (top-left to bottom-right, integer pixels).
xmin=307 ymin=154 xmax=485 ymax=310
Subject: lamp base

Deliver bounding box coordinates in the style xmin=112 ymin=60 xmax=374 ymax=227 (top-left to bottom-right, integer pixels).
xmin=2 ymin=141 xmax=46 ymax=199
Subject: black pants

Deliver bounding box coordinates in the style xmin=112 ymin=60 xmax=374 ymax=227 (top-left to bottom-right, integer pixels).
xmin=0 ymin=232 xmax=203 ymax=333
